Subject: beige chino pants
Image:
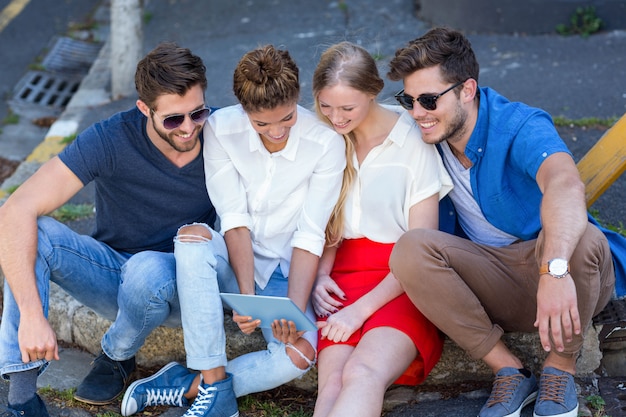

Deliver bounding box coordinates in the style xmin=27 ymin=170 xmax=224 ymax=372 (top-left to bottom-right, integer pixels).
xmin=389 ymin=223 xmax=615 ymax=361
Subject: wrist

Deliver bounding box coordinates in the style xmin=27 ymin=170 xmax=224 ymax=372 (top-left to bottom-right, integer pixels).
xmin=539 ymin=258 xmax=570 ymax=279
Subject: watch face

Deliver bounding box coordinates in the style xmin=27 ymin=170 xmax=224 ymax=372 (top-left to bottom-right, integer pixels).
xmin=550 ymin=258 xmax=568 ymax=275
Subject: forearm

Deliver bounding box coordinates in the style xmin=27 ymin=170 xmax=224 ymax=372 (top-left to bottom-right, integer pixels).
xmin=539 ymin=167 xmax=587 ymax=264
xmin=287 ymin=247 xmax=319 ymax=311
xmin=224 ymin=227 xmax=256 ymax=294
xmin=351 ymin=272 xmax=404 ymax=318
xmin=317 ymin=246 xmax=337 ymax=278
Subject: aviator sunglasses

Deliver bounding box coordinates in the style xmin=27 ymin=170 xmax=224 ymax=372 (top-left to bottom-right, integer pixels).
xmin=394 ymin=80 xmax=465 ymax=111
xmin=151 ymin=107 xmax=211 ymax=130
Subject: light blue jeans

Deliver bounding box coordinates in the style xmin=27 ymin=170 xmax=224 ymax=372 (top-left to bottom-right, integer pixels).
xmin=0 ymin=216 xmax=184 ymax=377
xmin=175 ymin=226 xmax=317 ymax=397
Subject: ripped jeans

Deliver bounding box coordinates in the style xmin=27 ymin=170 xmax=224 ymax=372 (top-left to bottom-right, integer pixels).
xmin=175 ymin=224 xmax=317 ymax=397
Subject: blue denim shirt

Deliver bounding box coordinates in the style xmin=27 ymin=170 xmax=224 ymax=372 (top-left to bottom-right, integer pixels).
xmin=439 ymin=87 xmax=570 ymax=241
xmin=439 ymin=87 xmax=626 ymax=298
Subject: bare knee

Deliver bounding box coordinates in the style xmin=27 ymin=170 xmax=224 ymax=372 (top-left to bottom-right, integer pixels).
xmin=177 ymin=223 xmax=212 ymax=241
xmin=342 ymin=357 xmax=377 ymax=384
xmin=286 ymin=338 xmax=316 ymax=370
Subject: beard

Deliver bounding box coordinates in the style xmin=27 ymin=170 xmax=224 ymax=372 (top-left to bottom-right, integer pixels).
xmin=151 ymin=118 xmax=201 ymax=153
xmin=433 ymin=101 xmax=469 ymax=146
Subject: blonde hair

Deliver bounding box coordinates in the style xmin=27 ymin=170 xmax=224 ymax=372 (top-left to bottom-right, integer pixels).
xmin=312 ymin=42 xmax=384 ymax=247
xmin=233 ymin=45 xmax=300 ymax=112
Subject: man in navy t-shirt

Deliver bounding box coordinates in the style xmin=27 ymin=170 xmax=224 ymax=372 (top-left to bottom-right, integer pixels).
xmin=0 ymin=42 xmax=219 ymax=416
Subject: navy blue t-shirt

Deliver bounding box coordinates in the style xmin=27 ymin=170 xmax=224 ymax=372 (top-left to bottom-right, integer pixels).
xmin=59 ymin=107 xmax=216 ymax=254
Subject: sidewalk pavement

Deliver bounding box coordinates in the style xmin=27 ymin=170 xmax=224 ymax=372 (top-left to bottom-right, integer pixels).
xmin=2 ymin=0 xmax=626 ymax=416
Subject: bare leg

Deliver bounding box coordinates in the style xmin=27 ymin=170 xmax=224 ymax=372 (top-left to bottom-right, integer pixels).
xmin=323 ymin=328 xmax=416 ymax=417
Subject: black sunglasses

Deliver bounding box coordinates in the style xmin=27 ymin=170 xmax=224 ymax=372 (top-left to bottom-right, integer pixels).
xmin=394 ymin=80 xmax=465 ymax=111
xmin=151 ymin=107 xmax=211 ymax=130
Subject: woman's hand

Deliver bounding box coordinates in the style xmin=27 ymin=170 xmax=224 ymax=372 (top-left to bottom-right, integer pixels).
xmin=318 ymin=303 xmax=367 ymax=343
xmin=232 ymin=310 xmax=261 ymax=335
xmin=312 ymin=273 xmax=345 ymax=317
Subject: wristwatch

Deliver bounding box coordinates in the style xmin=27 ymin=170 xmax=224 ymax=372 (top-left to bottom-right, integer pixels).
xmin=539 ymin=258 xmax=570 ymax=278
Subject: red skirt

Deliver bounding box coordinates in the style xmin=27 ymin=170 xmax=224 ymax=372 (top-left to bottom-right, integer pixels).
xmin=317 ymin=238 xmax=443 ymax=385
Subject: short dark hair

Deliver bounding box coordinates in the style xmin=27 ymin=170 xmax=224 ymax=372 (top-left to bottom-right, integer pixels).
xmin=135 ymin=42 xmax=207 ymax=109
xmin=388 ymin=27 xmax=479 ymax=85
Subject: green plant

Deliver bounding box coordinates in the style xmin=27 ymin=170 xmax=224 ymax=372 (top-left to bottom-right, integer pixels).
xmin=5 ymin=184 xmax=20 ymax=194
xmin=585 ymin=394 xmax=610 ymax=417
xmin=143 ymin=11 xmax=153 ymax=24
xmin=50 ymin=203 xmax=95 ymax=222
xmin=589 ymin=209 xmax=626 ymax=237
xmin=60 ymin=133 xmax=78 ymax=144
xmin=2 ymin=111 xmax=19 ymax=125
xmin=371 ymin=52 xmax=385 ymax=61
xmin=552 ymin=115 xmax=618 ymax=129
xmin=556 ymin=6 xmax=603 ymax=38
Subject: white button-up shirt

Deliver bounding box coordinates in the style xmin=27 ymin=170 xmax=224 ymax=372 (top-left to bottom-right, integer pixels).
xmin=343 ymin=108 xmax=453 ymax=243
xmin=204 ymin=104 xmax=346 ymax=289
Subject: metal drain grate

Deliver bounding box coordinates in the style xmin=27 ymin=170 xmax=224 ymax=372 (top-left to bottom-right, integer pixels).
xmin=13 ymin=71 xmax=82 ymax=108
xmin=41 ymin=36 xmax=102 ymax=75
xmin=594 ymin=299 xmax=626 ymax=325
xmin=12 ymin=36 xmax=102 ymax=109
xmin=599 ymin=377 xmax=626 ymax=417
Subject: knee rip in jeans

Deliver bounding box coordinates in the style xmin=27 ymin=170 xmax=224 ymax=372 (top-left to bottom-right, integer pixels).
xmin=176 ymin=223 xmax=212 ymax=242
xmin=286 ymin=341 xmax=317 ymax=370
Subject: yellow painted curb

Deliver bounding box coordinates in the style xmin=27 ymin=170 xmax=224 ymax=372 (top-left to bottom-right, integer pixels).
xmin=25 ymin=119 xmax=79 ymax=164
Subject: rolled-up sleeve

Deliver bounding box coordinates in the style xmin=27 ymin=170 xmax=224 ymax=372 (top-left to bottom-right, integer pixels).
xmin=291 ymin=128 xmax=345 ymax=256
xmin=203 ymin=120 xmax=252 ymax=233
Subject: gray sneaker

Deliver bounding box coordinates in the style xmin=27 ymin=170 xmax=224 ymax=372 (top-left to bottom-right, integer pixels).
xmin=183 ymin=373 xmax=238 ymax=417
xmin=533 ymin=367 xmax=578 ymax=417
xmin=479 ymin=367 xmax=538 ymax=417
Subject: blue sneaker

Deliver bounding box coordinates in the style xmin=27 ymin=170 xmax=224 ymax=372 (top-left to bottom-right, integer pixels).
xmin=183 ymin=373 xmax=238 ymax=417
xmin=533 ymin=367 xmax=578 ymax=417
xmin=121 ymin=362 xmax=196 ymax=416
xmin=478 ymin=367 xmax=538 ymax=417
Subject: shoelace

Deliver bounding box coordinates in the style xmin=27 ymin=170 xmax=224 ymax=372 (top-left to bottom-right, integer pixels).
xmin=486 ymin=374 xmax=524 ymax=407
xmin=184 ymin=385 xmax=217 ymax=417
xmin=537 ymin=374 xmax=568 ymax=404
xmin=145 ymin=387 xmax=186 ymax=407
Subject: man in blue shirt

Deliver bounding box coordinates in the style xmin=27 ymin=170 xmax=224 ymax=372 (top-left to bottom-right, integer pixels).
xmin=0 ymin=42 xmax=236 ymax=417
xmin=388 ymin=27 xmax=617 ymax=417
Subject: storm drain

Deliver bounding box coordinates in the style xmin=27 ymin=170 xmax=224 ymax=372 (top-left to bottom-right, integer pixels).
xmin=12 ymin=36 xmax=102 ymax=109
xmin=594 ymin=299 xmax=626 ymax=345
xmin=14 ymin=71 xmax=82 ymax=108
xmin=41 ymin=36 xmax=102 ymax=75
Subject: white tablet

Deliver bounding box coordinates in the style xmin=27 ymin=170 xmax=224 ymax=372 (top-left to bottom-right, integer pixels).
xmin=220 ymin=293 xmax=318 ymax=332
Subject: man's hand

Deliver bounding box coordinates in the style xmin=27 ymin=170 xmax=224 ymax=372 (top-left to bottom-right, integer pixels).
xmin=534 ymin=274 xmax=581 ymax=352
xmin=18 ymin=313 xmax=59 ymax=363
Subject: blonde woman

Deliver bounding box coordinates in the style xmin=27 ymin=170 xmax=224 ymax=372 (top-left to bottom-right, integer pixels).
xmin=311 ymin=41 xmax=453 ymax=417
